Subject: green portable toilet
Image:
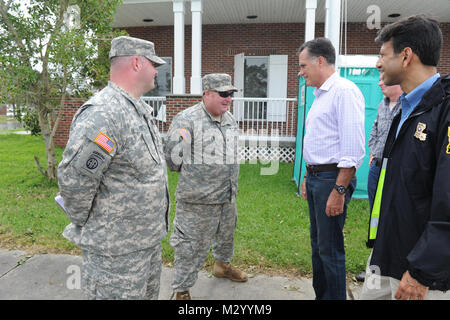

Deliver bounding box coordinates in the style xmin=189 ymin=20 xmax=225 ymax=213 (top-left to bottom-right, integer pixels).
xmin=292 ymin=77 xmax=314 ymax=191
xmin=293 ymin=61 xmax=383 ymax=199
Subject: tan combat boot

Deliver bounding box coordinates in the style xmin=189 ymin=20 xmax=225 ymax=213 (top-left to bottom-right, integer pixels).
xmin=175 ymin=290 xmax=191 ymax=300
xmin=213 ymin=261 xmax=248 ymax=282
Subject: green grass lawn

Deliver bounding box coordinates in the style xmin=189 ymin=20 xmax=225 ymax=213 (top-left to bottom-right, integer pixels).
xmin=0 ymin=134 xmax=371 ymax=277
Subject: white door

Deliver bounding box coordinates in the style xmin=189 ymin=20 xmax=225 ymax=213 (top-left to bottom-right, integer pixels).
xmin=267 ymin=55 xmax=288 ymax=122
xmin=233 ymin=53 xmax=245 ymax=120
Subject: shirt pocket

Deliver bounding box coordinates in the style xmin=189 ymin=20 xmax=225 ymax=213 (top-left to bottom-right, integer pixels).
xmin=141 ymin=130 xmax=161 ymax=164
xmin=127 ymin=127 xmax=161 ymax=183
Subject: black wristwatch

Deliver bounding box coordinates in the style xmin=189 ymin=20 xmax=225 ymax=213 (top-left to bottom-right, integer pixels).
xmin=334 ymin=184 xmax=347 ymax=194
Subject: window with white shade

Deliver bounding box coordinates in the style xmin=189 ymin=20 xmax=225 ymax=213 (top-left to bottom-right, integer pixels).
xmin=234 ymin=54 xmax=288 ymax=121
xmin=244 ymin=56 xmax=268 ymax=119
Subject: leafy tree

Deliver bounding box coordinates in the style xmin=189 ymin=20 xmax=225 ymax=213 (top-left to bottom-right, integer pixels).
xmin=0 ymin=0 xmax=125 ymax=180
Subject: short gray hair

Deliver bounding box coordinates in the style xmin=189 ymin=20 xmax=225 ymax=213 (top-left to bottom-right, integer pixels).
xmin=297 ymin=37 xmax=336 ymax=65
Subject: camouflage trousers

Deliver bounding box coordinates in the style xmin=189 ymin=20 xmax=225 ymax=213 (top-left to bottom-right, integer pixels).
xmin=81 ymin=243 xmax=162 ymax=300
xmin=170 ymin=201 xmax=237 ymax=292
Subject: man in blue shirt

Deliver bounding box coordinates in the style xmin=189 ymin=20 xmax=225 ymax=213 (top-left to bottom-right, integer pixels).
xmin=361 ymin=14 xmax=450 ymax=300
xmin=396 ymin=73 xmax=440 ymax=137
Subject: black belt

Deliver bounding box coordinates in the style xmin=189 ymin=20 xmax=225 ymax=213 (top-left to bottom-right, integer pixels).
xmin=373 ymin=158 xmax=382 ymax=167
xmin=306 ymin=163 xmax=339 ymax=174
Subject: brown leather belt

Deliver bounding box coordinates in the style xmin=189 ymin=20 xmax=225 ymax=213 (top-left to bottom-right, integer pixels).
xmin=306 ymin=163 xmax=339 ymax=174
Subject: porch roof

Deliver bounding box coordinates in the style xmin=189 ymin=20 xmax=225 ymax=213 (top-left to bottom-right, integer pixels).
xmin=113 ymin=0 xmax=450 ymax=28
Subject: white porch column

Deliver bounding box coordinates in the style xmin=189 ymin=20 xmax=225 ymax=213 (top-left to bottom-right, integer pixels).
xmin=305 ymin=0 xmax=317 ymax=42
xmin=173 ymin=0 xmax=185 ymax=94
xmin=190 ymin=0 xmax=202 ymax=94
xmin=324 ymin=0 xmax=341 ymax=65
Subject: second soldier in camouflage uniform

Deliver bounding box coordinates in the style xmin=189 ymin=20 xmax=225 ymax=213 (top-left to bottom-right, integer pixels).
xmin=165 ymin=73 xmax=247 ymax=300
xmin=58 ymin=36 xmax=169 ymax=300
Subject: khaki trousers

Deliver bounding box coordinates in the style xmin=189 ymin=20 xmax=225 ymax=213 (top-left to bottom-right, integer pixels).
xmin=360 ymin=251 xmax=450 ymax=300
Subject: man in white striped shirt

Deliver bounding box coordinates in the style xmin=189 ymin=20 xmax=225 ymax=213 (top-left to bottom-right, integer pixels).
xmin=298 ymin=38 xmax=365 ymax=300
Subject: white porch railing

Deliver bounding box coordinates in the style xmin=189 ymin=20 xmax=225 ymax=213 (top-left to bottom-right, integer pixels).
xmin=142 ymin=96 xmax=298 ymax=141
xmin=142 ymin=96 xmax=166 ymax=133
xmin=231 ymin=97 xmax=297 ymax=142
xmin=142 ymin=96 xmax=298 ymax=162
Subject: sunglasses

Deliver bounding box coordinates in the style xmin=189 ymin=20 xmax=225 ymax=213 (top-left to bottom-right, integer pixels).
xmin=214 ymin=90 xmax=234 ymax=98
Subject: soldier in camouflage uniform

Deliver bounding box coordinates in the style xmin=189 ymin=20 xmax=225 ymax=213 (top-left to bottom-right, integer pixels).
xmin=165 ymin=73 xmax=247 ymax=300
xmin=57 ymin=36 xmax=170 ymax=300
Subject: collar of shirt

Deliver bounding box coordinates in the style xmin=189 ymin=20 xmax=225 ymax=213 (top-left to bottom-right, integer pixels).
xmin=200 ymin=101 xmax=233 ymax=126
xmin=385 ymin=97 xmax=401 ymax=112
xmin=396 ymin=73 xmax=440 ymax=136
xmin=313 ymin=71 xmax=339 ymax=97
xmin=108 ymin=81 xmax=154 ymax=118
xmin=304 ymin=71 xmax=365 ymax=168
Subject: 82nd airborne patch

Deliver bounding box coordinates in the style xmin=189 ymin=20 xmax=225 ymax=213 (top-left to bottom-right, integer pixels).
xmin=84 ymin=151 xmax=106 ymax=174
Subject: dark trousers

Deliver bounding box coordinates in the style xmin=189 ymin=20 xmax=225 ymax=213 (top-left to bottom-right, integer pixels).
xmin=305 ymin=170 xmax=356 ymax=300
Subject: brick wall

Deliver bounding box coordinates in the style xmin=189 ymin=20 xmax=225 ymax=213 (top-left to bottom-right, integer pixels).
xmin=126 ymin=23 xmax=306 ymax=98
xmin=439 ymin=23 xmax=450 ymax=74
xmin=55 ymin=95 xmax=298 ymax=148
xmin=54 ymin=95 xmax=203 ymax=148
xmin=54 ymin=99 xmax=84 ymax=148
xmin=0 ymin=105 xmax=6 ymax=116
xmin=125 ymin=22 xmax=450 ymax=97
xmin=164 ymin=94 xmax=202 ymax=131
xmin=54 ymin=21 xmax=450 ymax=148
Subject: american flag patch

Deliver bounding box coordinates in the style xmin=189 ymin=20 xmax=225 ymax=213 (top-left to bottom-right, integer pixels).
xmin=94 ymin=132 xmax=116 ymax=153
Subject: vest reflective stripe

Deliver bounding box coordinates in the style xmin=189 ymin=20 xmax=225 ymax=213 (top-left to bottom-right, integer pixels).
xmin=367 ymin=158 xmax=388 ymax=247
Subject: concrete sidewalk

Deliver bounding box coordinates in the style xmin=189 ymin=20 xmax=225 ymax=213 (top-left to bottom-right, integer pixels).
xmin=0 ymin=130 xmax=30 ymax=135
xmin=0 ymin=249 xmax=362 ymax=300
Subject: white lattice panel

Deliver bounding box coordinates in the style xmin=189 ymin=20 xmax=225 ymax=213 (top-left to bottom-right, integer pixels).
xmin=238 ymin=146 xmax=295 ymax=163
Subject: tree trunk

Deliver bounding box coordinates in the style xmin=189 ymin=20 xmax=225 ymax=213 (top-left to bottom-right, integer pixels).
xmin=35 ymin=67 xmax=66 ymax=182
xmin=37 ymin=104 xmax=58 ymax=181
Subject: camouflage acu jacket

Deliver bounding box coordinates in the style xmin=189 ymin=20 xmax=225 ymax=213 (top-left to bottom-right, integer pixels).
xmin=164 ymin=101 xmax=239 ymax=204
xmin=58 ymin=82 xmax=169 ymax=256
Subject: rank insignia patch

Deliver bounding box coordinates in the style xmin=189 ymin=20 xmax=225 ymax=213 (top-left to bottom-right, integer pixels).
xmin=94 ymin=132 xmax=116 ymax=153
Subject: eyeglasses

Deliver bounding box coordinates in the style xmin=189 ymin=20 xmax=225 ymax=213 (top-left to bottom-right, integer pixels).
xmin=214 ymin=90 xmax=234 ymax=98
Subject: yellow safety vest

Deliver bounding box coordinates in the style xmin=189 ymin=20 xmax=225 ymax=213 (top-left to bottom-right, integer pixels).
xmin=366 ymin=158 xmax=388 ymax=248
